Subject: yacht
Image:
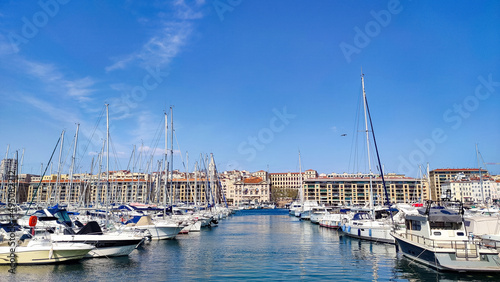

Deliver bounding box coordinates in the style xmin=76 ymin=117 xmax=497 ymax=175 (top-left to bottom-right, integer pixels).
xmin=341 ymin=208 xmax=397 ymax=244
xmin=392 ymin=201 xmax=500 ymax=272
xmin=50 ymin=221 xmax=145 ymax=258
xmin=0 ymin=230 xmax=94 ymax=264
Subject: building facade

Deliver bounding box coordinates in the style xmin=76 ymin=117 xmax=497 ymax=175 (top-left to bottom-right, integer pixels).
xmin=303 ymin=175 xmax=426 ymax=206
xmin=231 ymin=176 xmax=271 ymax=205
xmin=441 ymin=174 xmax=497 ymax=204
xmin=429 ymin=168 xmax=488 ymax=201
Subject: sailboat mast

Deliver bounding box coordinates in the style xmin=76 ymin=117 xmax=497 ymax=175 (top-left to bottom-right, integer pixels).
xmin=105 ymin=104 xmax=110 ymax=225
xmin=170 ymin=106 xmax=174 ymax=205
xmin=299 ymin=150 xmax=303 ymax=204
xmin=476 ymin=144 xmax=484 ymax=204
xmin=164 ymin=111 xmax=168 ymax=216
xmin=194 ymin=162 xmax=198 ymax=205
xmin=361 ymin=72 xmax=374 ymax=213
xmin=68 ymin=123 xmax=79 ymax=205
xmin=54 ymin=130 xmax=64 ymax=204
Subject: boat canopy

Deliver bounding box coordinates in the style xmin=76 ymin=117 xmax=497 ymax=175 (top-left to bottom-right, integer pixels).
xmin=418 ymin=207 xmax=462 ymax=223
xmin=77 ymin=221 xmax=103 ymax=235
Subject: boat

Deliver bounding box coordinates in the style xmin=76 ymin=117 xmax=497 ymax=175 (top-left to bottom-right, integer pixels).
xmin=0 ymin=230 xmax=94 ymax=265
xmin=50 ymin=221 xmax=145 ymax=258
xmin=341 ymin=71 xmax=396 ymax=244
xmin=288 ymin=201 xmax=302 ymax=216
xmin=299 ymin=201 xmax=321 ymax=220
xmin=341 ymin=207 xmax=397 ymax=244
xmin=319 ymin=208 xmax=350 ymax=229
xmin=310 ymin=207 xmax=332 ymax=224
xmin=392 ymin=201 xmax=500 ymax=272
xmin=124 ymin=215 xmax=183 ymax=240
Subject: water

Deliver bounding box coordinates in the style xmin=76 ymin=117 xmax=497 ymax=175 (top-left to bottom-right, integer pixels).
xmin=2 ymin=209 xmax=500 ymax=281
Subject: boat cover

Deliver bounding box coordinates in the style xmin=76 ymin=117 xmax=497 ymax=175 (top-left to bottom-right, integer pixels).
xmin=418 ymin=207 xmax=462 ymax=223
xmin=77 ymin=221 xmax=104 ymax=235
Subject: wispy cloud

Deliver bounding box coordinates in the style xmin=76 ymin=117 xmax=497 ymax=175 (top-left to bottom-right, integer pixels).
xmin=173 ymin=0 xmax=205 ymax=20
xmin=18 ymin=58 xmax=96 ymax=102
xmin=21 ymin=95 xmax=80 ymax=124
xmin=0 ymin=34 xmax=15 ymax=56
xmin=65 ymin=77 xmax=95 ymax=102
xmin=106 ymin=0 xmax=205 ymax=72
xmin=105 ymin=21 xmax=192 ymax=72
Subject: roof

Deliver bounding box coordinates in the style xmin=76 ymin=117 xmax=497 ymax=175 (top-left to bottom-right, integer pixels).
xmin=432 ymin=168 xmax=487 ymax=172
xmin=243 ymin=177 xmax=264 ymax=184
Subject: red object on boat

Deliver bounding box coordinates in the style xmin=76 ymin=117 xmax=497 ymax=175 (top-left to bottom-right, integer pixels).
xmin=412 ymin=203 xmax=424 ymax=207
xmin=29 ymin=215 xmax=38 ymax=227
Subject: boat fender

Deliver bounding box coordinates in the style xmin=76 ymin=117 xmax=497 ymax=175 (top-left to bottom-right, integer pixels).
xmin=347 ymin=226 xmax=351 ymax=233
xmin=369 ymin=229 xmax=372 ymax=237
xmin=29 ymin=215 xmax=38 ymax=227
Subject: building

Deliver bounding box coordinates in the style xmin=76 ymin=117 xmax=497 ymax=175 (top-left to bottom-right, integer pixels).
xmin=269 ymin=169 xmax=318 ymax=189
xmin=441 ymin=173 xmax=497 ymax=204
xmin=232 ymin=176 xmax=271 ymax=205
xmin=429 ymin=168 xmax=488 ymax=201
xmin=303 ymin=175 xmax=426 ymax=206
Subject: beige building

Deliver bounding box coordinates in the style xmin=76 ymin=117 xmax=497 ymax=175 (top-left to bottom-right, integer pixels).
xmin=269 ymin=169 xmax=318 ymax=188
xmin=303 ymin=175 xmax=426 ymax=206
xmin=232 ymin=176 xmax=271 ymax=205
xmin=429 ymin=168 xmax=488 ymax=201
xmin=441 ymin=174 xmax=497 ymax=204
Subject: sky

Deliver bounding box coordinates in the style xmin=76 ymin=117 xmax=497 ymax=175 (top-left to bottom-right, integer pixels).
xmin=0 ymin=0 xmax=499 ymax=178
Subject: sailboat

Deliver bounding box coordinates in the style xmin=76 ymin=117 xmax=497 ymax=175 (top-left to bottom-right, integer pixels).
xmin=341 ymin=72 xmax=397 ymax=244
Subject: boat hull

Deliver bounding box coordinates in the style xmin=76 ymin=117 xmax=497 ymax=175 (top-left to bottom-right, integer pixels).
xmin=0 ymin=244 xmax=92 ymax=265
xmin=342 ymin=223 xmax=394 ymax=244
xmin=50 ymin=235 xmax=144 ymax=257
xmin=393 ymin=234 xmax=500 ymax=272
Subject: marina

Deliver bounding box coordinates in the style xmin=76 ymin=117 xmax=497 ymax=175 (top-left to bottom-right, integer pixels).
xmin=2 ymin=209 xmax=500 ymax=281
xmin=1 ymin=1 xmax=499 ymax=281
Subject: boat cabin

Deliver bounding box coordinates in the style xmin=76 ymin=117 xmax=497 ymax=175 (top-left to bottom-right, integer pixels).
xmin=404 ymin=207 xmax=466 ymax=241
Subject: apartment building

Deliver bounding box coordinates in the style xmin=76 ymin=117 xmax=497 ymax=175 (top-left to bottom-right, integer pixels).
xmin=303 ymin=175 xmax=426 ymax=206
xmin=429 ymin=168 xmax=488 ymax=201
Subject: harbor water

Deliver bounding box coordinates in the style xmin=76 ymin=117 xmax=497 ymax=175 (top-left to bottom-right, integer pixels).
xmin=2 ymin=209 xmax=499 ymax=281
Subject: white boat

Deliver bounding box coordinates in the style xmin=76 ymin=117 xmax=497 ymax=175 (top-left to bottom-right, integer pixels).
xmin=125 ymin=215 xmax=183 ymax=240
xmin=50 ymin=221 xmax=144 ymax=258
xmin=392 ymin=202 xmax=500 ymax=272
xmin=341 ymin=72 xmax=396 ymax=244
xmin=342 ymin=209 xmax=396 ymax=244
xmin=0 ymin=235 xmax=94 ymax=265
xmin=299 ymin=201 xmax=320 ymax=220
xmin=288 ymin=201 xmax=302 ymax=216
xmin=319 ymin=208 xmax=350 ymax=229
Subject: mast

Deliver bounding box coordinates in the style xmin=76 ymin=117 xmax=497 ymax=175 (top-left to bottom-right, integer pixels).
xmin=96 ymin=139 xmax=105 ymax=207
xmin=17 ymin=148 xmax=24 ymax=203
xmin=163 ymin=111 xmax=168 ymax=217
xmin=132 ymin=144 xmax=136 ymax=204
xmin=170 ymin=106 xmax=174 ymax=205
xmin=194 ymin=161 xmax=198 ymax=205
xmin=476 ymin=144 xmax=485 ymax=204
xmin=361 ymin=72 xmax=374 ymax=215
xmin=426 ymin=163 xmax=431 ymax=203
xmin=105 ymin=104 xmax=110 ymax=225
xmin=68 ymin=123 xmax=79 ymax=205
xmin=299 ymin=150 xmax=303 ymax=204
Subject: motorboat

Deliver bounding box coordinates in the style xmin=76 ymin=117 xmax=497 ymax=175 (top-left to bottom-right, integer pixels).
xmin=392 ymin=201 xmax=500 ymax=272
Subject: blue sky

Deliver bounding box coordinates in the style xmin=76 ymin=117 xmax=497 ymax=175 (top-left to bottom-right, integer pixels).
xmin=0 ymin=0 xmax=499 ymax=177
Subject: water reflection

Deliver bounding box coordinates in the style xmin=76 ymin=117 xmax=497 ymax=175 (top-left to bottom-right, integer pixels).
xmin=3 ymin=210 xmax=499 ymax=281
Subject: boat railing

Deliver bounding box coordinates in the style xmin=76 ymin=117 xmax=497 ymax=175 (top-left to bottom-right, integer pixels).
xmin=397 ymin=232 xmax=483 ymax=259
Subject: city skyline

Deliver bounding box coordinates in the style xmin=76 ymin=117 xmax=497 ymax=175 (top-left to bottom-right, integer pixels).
xmin=1 ymin=1 xmax=499 ymax=177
